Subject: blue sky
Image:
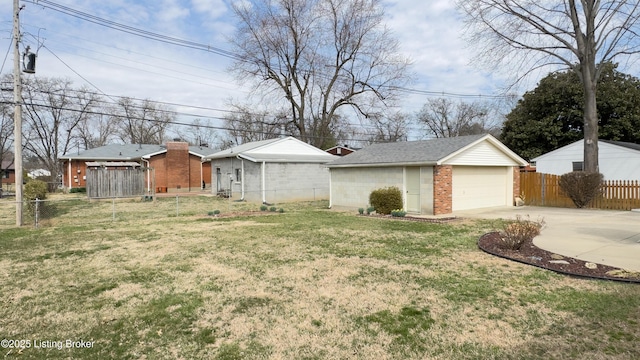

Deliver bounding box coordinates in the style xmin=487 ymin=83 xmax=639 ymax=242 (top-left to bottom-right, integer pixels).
xmin=1 ymin=0 xmax=516 ymax=140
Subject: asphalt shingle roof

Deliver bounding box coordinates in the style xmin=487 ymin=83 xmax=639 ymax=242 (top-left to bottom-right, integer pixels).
xmin=326 ymin=134 xmax=488 ymax=167
xmin=62 ymin=143 xmax=218 ymax=160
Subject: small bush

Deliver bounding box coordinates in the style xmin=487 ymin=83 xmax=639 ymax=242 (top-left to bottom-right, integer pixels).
xmin=24 ymin=180 xmax=48 ymax=201
xmin=269 ymin=206 xmax=277 ymax=212
xmin=358 ymin=208 xmax=364 ymax=215
xmin=559 ymin=171 xmax=603 ymax=208
xmin=366 ymin=206 xmax=375 ymax=215
xmin=278 ymin=208 xmax=284 ymax=213
xmin=214 ymin=209 xmax=221 ymax=215
xmin=390 ymin=209 xmax=407 ymax=217
xmin=500 ymin=215 xmax=545 ymax=250
xmin=369 ymin=187 xmax=403 ymax=215
xmin=260 ymin=205 xmax=268 ymax=211
xmin=69 ymin=187 xmax=86 ymax=193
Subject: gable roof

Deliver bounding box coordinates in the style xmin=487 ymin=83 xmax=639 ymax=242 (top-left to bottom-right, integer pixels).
xmin=1 ymin=160 xmax=14 ymax=170
xmin=204 ymin=137 xmax=338 ymax=163
xmin=327 ymin=134 xmax=527 ymax=168
xmin=531 ymin=139 xmax=640 ymax=162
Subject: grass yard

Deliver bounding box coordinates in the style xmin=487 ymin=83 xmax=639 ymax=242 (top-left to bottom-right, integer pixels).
xmin=0 ymin=196 xmax=639 ymax=359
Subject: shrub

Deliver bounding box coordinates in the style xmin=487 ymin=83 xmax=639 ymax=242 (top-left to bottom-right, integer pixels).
xmin=500 ymin=215 xmax=545 ymax=250
xmin=278 ymin=208 xmax=284 ymax=213
xmin=559 ymin=171 xmax=603 ymax=208
xmin=213 ymin=209 xmax=221 ymax=215
xmin=390 ymin=209 xmax=407 ymax=217
xmin=260 ymin=205 xmax=268 ymax=211
xmin=24 ymin=180 xmax=48 ymax=201
xmin=69 ymin=187 xmax=86 ymax=193
xmin=366 ymin=206 xmax=375 ymax=215
xmin=358 ymin=207 xmax=364 ymax=215
xmin=269 ymin=206 xmax=277 ymax=212
xmin=369 ymin=187 xmax=403 ymax=215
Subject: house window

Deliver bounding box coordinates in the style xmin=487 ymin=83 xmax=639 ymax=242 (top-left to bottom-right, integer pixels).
xmin=235 ymin=168 xmax=241 ymax=182
xmin=572 ymin=161 xmax=584 ymax=172
xmin=2 ymin=171 xmax=8 ymax=179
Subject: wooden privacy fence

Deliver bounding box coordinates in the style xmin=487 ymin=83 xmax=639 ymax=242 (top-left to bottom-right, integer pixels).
xmin=86 ymin=168 xmax=146 ymax=198
xmin=520 ymin=172 xmax=640 ymax=210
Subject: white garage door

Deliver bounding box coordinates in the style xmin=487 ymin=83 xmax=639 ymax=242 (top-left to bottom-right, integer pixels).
xmin=452 ymin=166 xmax=510 ymax=211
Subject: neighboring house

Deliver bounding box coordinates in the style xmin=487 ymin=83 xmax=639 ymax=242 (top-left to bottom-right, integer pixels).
xmin=61 ymin=142 xmax=217 ymax=193
xmin=203 ymin=137 xmax=338 ymax=204
xmin=1 ymin=160 xmax=15 ymax=189
xmin=325 ymin=145 xmax=359 ymax=157
xmin=27 ymin=169 xmax=51 ymax=179
xmin=326 ymin=134 xmax=528 ymax=215
xmin=531 ymin=140 xmax=640 ymax=180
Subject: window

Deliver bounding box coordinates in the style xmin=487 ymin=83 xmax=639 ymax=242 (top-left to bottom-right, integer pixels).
xmin=1 ymin=171 xmax=8 ymax=179
xmin=572 ymin=161 xmax=584 ymax=172
xmin=235 ymin=168 xmax=241 ymax=182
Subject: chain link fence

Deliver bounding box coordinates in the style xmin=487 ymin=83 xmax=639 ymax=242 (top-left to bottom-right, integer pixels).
xmin=0 ymin=188 xmax=330 ymax=229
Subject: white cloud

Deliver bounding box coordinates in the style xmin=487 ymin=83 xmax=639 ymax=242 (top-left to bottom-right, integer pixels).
xmin=191 ymin=0 xmax=228 ymax=19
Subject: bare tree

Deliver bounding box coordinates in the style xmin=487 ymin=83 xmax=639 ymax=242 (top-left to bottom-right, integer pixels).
xmin=229 ymin=0 xmax=412 ymax=149
xmin=114 ymin=97 xmax=174 ymax=144
xmin=77 ymin=104 xmax=118 ymax=149
xmin=457 ymin=0 xmax=640 ymax=172
xmin=223 ymin=103 xmax=287 ymax=145
xmin=173 ymin=118 xmax=226 ymax=150
xmin=366 ymin=111 xmax=409 ymax=143
xmin=416 ymin=98 xmax=498 ymax=138
xmin=22 ymin=77 xmax=100 ymax=189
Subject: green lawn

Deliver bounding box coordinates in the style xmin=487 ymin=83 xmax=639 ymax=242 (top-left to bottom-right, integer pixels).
xmin=0 ymin=196 xmax=638 ymax=359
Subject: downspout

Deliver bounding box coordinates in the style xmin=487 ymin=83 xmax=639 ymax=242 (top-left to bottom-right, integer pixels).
xmin=235 ymin=155 xmax=245 ymax=200
xmin=200 ymin=160 xmax=203 ymax=191
xmin=261 ymin=161 xmax=266 ymax=204
xmin=141 ymin=158 xmax=150 ymax=193
xmin=328 ymin=168 xmax=332 ymax=208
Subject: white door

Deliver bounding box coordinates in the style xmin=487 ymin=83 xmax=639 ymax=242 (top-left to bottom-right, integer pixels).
xmin=452 ymin=166 xmax=509 ymax=211
xmin=406 ymin=167 xmax=420 ymax=213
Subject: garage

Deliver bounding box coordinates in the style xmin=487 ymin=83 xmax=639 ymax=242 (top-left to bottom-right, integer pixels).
xmin=327 ymin=134 xmax=527 ymax=215
xmin=452 ymin=166 xmax=511 ymax=211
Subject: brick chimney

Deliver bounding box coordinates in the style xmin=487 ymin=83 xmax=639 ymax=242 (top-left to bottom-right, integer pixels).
xmin=166 ymin=142 xmax=189 ymax=191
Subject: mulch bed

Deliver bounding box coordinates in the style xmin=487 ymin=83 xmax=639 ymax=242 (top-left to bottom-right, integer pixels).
xmin=478 ymin=232 xmax=640 ymax=283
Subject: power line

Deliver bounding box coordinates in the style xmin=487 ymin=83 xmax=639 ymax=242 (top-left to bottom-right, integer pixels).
xmin=23 ymin=0 xmax=515 ymax=101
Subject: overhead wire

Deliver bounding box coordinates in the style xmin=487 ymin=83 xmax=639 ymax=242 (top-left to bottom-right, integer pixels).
xmin=23 ymin=0 xmax=514 ymax=100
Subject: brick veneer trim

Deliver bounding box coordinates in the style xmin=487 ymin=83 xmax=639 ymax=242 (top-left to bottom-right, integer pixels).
xmin=433 ymin=165 xmax=452 ymax=215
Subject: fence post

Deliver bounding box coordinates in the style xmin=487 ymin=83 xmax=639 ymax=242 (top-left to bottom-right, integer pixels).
xmin=112 ymin=197 xmax=116 ymax=221
xmin=176 ymin=195 xmax=179 ymax=217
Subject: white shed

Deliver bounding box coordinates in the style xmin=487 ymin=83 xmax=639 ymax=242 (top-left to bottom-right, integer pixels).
xmin=531 ymin=140 xmax=640 ymax=180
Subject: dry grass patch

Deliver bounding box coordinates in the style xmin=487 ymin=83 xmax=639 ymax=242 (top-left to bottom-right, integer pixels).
xmin=0 ymin=199 xmax=639 ymax=359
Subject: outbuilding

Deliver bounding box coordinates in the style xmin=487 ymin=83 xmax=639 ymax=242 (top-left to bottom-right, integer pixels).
xmin=203 ymin=137 xmax=337 ymax=204
xmin=326 ymin=134 xmax=528 ymax=215
xmin=531 ymin=139 xmax=640 ymax=180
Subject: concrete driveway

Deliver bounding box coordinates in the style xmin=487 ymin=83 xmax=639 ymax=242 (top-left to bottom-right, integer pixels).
xmin=452 ymin=206 xmax=640 ymax=272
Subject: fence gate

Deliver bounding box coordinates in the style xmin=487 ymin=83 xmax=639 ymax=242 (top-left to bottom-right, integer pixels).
xmin=86 ymin=167 xmax=146 ymax=198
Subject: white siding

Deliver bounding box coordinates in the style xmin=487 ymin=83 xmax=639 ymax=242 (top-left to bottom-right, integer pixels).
xmin=248 ymin=137 xmax=326 ymax=156
xmin=445 ymin=141 xmax=521 ymax=166
xmin=534 ymin=141 xmax=640 ymax=180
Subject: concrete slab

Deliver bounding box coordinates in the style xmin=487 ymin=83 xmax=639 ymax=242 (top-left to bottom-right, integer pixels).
xmin=453 ymin=206 xmax=640 ymax=272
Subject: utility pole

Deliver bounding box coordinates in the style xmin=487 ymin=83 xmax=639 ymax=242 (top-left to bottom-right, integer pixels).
xmin=13 ymin=0 xmax=23 ymax=226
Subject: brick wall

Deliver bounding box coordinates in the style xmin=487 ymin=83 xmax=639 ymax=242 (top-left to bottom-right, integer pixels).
xmin=166 ymin=142 xmax=189 ymax=191
xmin=433 ymin=165 xmax=452 ymax=215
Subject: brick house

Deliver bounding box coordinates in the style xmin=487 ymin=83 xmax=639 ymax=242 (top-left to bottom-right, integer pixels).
xmin=326 ymin=134 xmax=527 ymax=215
xmin=203 ymin=137 xmax=338 ymax=203
xmin=61 ymin=142 xmax=216 ymax=194
xmin=1 ymin=160 xmax=15 ymax=191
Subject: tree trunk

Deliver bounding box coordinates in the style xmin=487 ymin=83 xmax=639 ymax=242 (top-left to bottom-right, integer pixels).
xmin=582 ymin=75 xmax=599 ymax=173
